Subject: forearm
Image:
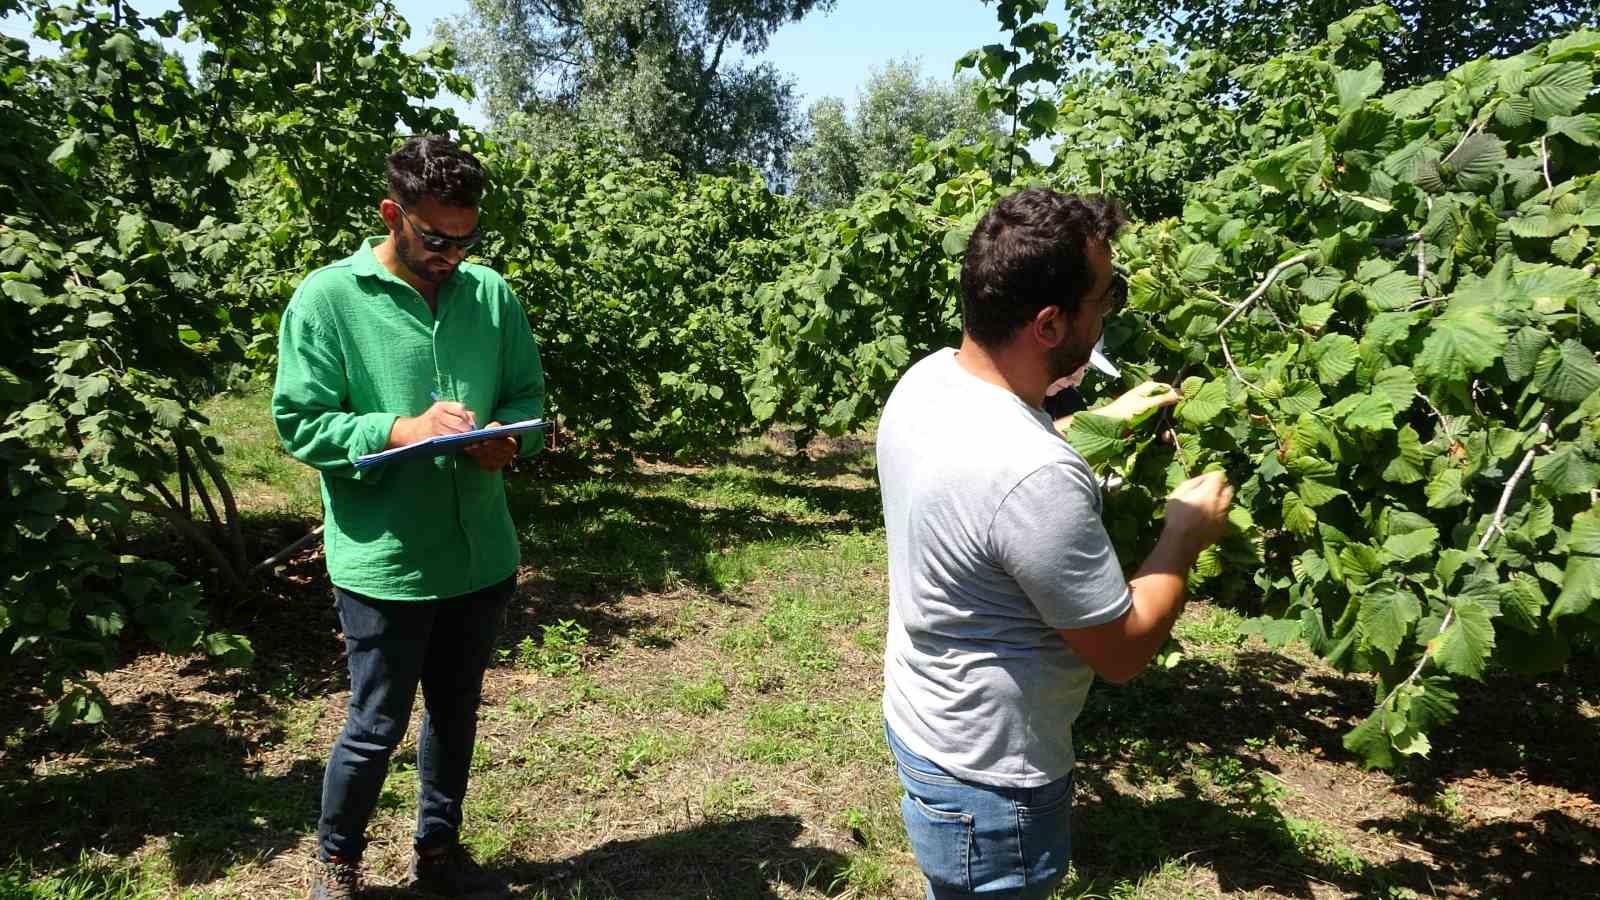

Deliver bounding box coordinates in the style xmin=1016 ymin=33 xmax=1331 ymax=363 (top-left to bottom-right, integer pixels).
xmin=1077 ymin=531 xmax=1201 ymax=683
xmin=1123 ymin=532 xmax=1202 ymax=656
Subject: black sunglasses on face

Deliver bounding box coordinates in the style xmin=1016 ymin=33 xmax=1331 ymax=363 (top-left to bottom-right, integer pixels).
xmin=1103 ymin=272 xmax=1127 ymax=317
xmin=395 ymin=203 xmax=482 ymax=253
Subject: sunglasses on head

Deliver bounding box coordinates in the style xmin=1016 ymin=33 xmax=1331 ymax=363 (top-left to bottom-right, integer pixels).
xmin=395 ymin=203 xmax=482 ymax=253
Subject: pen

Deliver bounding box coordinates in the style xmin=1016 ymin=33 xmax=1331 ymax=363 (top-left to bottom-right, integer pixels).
xmin=430 ymin=389 xmax=476 ymax=429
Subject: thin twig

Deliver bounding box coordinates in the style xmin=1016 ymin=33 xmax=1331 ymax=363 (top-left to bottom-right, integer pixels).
xmin=1443 ymin=118 xmax=1482 ymax=166
xmin=1217 ymin=252 xmax=1314 ymax=391
xmin=1540 ymin=136 xmax=1554 ymax=191
xmin=1373 ymin=416 xmax=1551 ymax=713
xmin=251 ymin=525 xmax=325 ymax=575
xmin=1414 ymin=389 xmax=1448 ymax=435
xmin=1417 ymin=197 xmax=1433 ymax=295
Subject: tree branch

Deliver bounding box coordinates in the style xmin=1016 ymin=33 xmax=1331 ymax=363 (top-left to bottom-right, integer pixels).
xmin=1216 ymin=252 xmax=1314 ymax=391
xmin=1373 ymin=415 xmax=1551 ymax=713
xmin=132 ymin=494 xmax=244 ymax=589
xmin=189 ymin=438 xmax=246 ymax=574
xmin=251 ymin=525 xmax=325 ymax=576
xmin=1540 ymin=136 xmax=1554 ymax=191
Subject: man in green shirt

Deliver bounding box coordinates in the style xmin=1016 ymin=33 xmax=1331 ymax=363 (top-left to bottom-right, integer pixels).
xmin=272 ymin=135 xmax=544 ymax=900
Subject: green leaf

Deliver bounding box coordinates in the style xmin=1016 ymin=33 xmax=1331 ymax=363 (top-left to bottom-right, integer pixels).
xmin=1415 ymin=303 xmax=1506 ymax=384
xmin=1430 ymin=599 xmax=1496 ymax=679
xmin=1383 ymin=526 xmax=1440 ymax=562
xmin=1426 ymin=467 xmax=1468 ymax=509
xmin=1494 ymin=95 xmax=1535 ymax=129
xmin=1380 ymin=81 xmax=1446 ymax=117
xmin=1504 ymin=327 xmax=1550 ymax=382
xmin=1343 ymin=708 xmax=1397 ymax=769
xmin=1359 ymin=586 xmax=1422 ymax=662
xmin=1534 ymin=339 xmax=1600 ymax=403
xmin=1282 ymin=491 xmax=1318 ymax=534
xmin=1383 ymin=426 xmax=1427 ymax=484
xmin=1549 ymin=114 xmax=1600 ymax=147
xmin=1525 ymin=62 xmax=1592 ymax=119
xmin=1532 ymin=443 xmax=1599 ymax=495
xmin=1362 ymin=271 xmax=1422 ymax=310
xmin=1065 ymin=413 xmax=1124 ymax=463
xmin=1334 ymin=62 xmax=1384 ymax=112
xmin=1299 ymin=268 xmax=1344 ymax=302
xmin=1553 ymin=556 xmax=1599 ymax=621
xmin=941 ymin=226 xmax=971 ymax=257
xmin=1177 ymin=379 xmax=1227 ymax=425
xmin=116 ymin=212 xmax=147 ymax=253
xmin=1309 ymin=333 xmax=1358 ymax=385
xmin=1446 ymin=133 xmax=1506 ymax=192
xmin=1498 ymin=574 xmax=1548 ymax=635
xmin=1339 ymin=543 xmax=1384 ymax=586
xmin=1177 ymin=243 xmax=1220 ymax=283
xmin=1372 ymin=367 xmax=1416 ymax=411
xmin=1278 ymin=381 xmax=1324 ymax=417
xmin=1546 ymin=29 xmax=1600 ymax=62
xmin=206 ymin=147 xmax=236 ymax=175
xmin=1289 ymin=455 xmax=1345 ymax=507
xmin=2 ymin=280 xmax=48 ymax=307
xmin=1341 ymin=391 xmax=1397 ymax=432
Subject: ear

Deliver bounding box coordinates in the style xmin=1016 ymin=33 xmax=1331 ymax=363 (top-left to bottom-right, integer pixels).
xmin=1032 ymin=304 xmax=1067 ymax=349
xmin=378 ymin=198 xmax=401 ymax=232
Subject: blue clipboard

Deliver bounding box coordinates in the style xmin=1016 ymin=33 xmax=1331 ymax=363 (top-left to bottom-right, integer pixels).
xmin=354 ymin=418 xmax=552 ymax=470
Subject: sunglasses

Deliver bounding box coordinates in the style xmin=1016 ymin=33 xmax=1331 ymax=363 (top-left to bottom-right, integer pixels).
xmin=1102 ymin=271 xmax=1128 ymax=317
xmin=395 ymin=203 xmax=482 ymax=253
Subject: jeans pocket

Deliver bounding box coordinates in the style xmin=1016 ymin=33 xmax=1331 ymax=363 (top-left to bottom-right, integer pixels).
xmin=1016 ymin=774 xmax=1073 ymax=895
xmin=901 ymin=789 xmax=974 ymax=893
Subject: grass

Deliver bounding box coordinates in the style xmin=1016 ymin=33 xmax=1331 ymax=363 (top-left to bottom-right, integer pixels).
xmin=4 ymin=398 xmax=1597 ymax=898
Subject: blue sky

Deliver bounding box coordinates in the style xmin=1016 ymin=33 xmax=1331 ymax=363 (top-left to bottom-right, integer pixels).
xmin=6 ymin=1 xmax=1012 ymax=126
xmin=407 ymin=0 xmax=1011 ymax=124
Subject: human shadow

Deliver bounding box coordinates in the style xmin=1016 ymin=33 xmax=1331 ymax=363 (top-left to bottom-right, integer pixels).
xmin=0 ymin=694 xmax=322 ymax=887
xmin=500 ymin=813 xmax=851 ymax=899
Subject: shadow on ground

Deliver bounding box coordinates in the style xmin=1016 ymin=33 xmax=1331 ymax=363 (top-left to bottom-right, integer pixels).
xmin=0 ymin=695 xmax=322 ymax=886
xmin=1066 ymin=646 xmax=1600 ymax=898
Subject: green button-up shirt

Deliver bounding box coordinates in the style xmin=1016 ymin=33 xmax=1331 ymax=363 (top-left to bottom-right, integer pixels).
xmin=272 ymin=238 xmax=545 ymax=601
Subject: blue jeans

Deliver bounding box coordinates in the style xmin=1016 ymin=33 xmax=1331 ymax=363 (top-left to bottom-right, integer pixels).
xmin=318 ymin=576 xmax=514 ymax=861
xmin=886 ymin=722 xmax=1074 ymax=900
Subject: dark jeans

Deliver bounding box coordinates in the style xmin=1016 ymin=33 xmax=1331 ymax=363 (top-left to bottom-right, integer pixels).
xmin=318 ymin=575 xmax=514 ymax=861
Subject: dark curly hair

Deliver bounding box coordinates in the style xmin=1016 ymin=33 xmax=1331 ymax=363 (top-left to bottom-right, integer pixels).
xmin=386 ymin=135 xmax=486 ymax=208
xmin=959 ymin=188 xmax=1128 ymax=347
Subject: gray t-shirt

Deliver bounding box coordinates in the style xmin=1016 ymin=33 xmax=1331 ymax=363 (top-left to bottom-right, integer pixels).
xmin=878 ymin=347 xmax=1132 ymax=787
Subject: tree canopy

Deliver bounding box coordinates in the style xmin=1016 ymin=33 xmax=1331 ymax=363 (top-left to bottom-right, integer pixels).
xmin=437 ymin=0 xmax=836 ymax=175
xmin=788 ymin=58 xmax=1000 ymax=208
xmin=1057 ymin=0 xmax=1600 ymax=86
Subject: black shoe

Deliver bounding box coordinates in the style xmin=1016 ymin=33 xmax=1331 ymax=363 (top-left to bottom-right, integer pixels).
xmin=309 ymin=855 xmax=361 ymax=900
xmin=408 ymin=843 xmax=507 ymax=897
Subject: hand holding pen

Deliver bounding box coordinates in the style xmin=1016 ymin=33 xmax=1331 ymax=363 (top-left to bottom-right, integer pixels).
xmin=383 ymin=389 xmax=476 ymax=450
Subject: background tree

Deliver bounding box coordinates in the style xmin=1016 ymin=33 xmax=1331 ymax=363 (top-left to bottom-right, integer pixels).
xmin=437 ymin=0 xmax=835 ymax=175
xmin=1056 ymin=0 xmax=1600 ymax=86
xmin=788 ymin=58 xmax=1001 ymax=207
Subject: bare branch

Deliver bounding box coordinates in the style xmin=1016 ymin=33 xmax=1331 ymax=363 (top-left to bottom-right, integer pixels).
xmin=252 ymin=525 xmax=325 ymax=576
xmin=1540 ymin=136 xmax=1554 ymax=191
xmin=1417 ymin=197 xmax=1433 ymax=295
xmin=1216 ymin=252 xmax=1314 ymax=391
xmin=132 ymin=494 xmax=244 ymax=590
xmin=1219 ymin=252 xmax=1315 ymax=330
xmin=189 ymin=438 xmax=246 ymax=573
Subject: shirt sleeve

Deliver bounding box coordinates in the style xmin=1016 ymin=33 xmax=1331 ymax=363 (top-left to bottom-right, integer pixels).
xmin=488 ymin=281 xmax=546 ymax=457
xmin=271 ymin=292 xmax=398 ymax=481
xmin=989 ymin=460 xmax=1132 ymax=629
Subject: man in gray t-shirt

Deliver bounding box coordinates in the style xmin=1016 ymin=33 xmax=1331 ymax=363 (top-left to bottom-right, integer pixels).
xmin=878 ymin=188 xmax=1233 ymax=900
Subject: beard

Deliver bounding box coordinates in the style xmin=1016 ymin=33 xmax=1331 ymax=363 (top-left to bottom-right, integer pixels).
xmin=1046 ymin=331 xmax=1096 ymax=382
xmin=395 ymin=232 xmax=457 ymax=286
